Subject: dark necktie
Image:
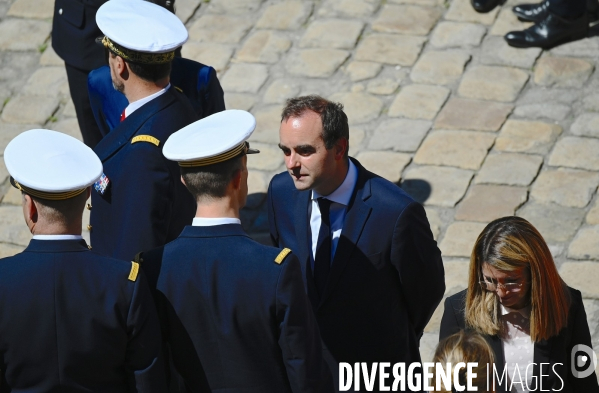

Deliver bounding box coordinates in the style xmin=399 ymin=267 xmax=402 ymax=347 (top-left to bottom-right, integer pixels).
xmin=314 ymin=197 xmax=332 ymax=298
xmin=120 ymin=109 xmax=126 ymax=122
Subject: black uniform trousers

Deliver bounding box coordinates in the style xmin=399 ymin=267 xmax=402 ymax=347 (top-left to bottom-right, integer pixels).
xmin=549 ymin=0 xmax=587 ymax=18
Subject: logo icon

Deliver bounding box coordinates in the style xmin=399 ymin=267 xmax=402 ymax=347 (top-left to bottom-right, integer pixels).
xmin=571 ymin=344 xmax=598 ymax=379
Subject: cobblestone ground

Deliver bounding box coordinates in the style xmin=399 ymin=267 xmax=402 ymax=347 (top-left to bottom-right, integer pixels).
xmin=1 ymin=0 xmax=599 ymax=364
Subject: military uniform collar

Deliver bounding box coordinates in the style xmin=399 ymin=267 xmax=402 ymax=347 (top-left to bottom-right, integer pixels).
xmin=24 ymin=238 xmax=90 ymax=253
xmin=179 ymin=224 xmax=249 ymax=239
xmin=93 ymin=88 xmax=178 ymax=162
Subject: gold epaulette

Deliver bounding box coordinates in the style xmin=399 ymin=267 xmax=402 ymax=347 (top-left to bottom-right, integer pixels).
xmin=128 ymin=261 xmax=140 ymax=282
xmin=131 ymin=135 xmax=160 ymax=146
xmin=275 ymin=248 xmax=292 ymax=264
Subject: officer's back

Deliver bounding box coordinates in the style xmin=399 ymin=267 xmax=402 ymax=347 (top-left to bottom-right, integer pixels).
xmin=143 ymin=110 xmax=333 ymax=393
xmin=0 ymin=129 xmax=165 ymax=392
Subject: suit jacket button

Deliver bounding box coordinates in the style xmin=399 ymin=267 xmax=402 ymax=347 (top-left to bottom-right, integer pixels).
xmin=87 ymin=225 xmax=92 ymax=231
xmin=87 ymin=203 xmax=92 ymax=210
xmin=59 ymin=8 xmax=63 ymax=14
xmin=88 ymin=245 xmax=92 ymax=250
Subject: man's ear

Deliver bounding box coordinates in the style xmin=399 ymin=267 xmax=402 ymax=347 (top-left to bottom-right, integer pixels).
xmin=23 ymin=193 xmax=38 ymax=225
xmin=231 ymin=169 xmax=242 ymax=191
xmin=116 ymin=56 xmax=129 ymax=79
xmin=334 ymin=137 xmax=348 ymax=161
xmin=180 ymin=175 xmax=186 ymax=186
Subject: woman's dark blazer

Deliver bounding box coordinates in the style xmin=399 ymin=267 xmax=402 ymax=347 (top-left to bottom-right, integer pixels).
xmin=440 ymin=288 xmax=599 ymax=393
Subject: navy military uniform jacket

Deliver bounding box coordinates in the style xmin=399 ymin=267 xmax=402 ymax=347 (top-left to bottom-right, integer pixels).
xmin=267 ymin=158 xmax=445 ymax=370
xmin=0 ymin=239 xmax=166 ymax=392
xmin=88 ymin=58 xmax=225 ymax=137
xmin=141 ymin=224 xmax=334 ymax=393
xmin=90 ymin=87 xmax=197 ymax=261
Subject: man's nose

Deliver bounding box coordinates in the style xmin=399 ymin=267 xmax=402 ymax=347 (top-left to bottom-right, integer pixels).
xmin=285 ymin=152 xmax=300 ymax=169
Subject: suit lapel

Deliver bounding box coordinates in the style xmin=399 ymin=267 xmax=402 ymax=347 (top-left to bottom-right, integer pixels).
xmin=94 ymin=89 xmax=176 ymax=161
xmin=293 ymin=190 xmax=319 ymax=308
xmin=488 ymin=335 xmax=508 ymax=393
xmin=319 ymin=161 xmax=372 ymax=308
xmin=533 ymin=338 xmax=553 ymax=389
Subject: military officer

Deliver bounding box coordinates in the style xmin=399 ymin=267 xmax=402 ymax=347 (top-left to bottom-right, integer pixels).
xmin=90 ymin=0 xmax=197 ymax=261
xmin=87 ymin=0 xmax=225 ymax=138
xmin=0 ymin=129 xmax=166 ymax=392
xmin=138 ymin=110 xmax=334 ymax=392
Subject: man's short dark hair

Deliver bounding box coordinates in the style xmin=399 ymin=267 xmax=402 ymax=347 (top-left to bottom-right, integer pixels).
xmin=108 ymin=51 xmax=172 ymax=83
xmin=29 ymin=190 xmax=88 ymax=225
xmin=181 ymin=156 xmax=244 ymax=201
xmin=281 ymin=95 xmax=349 ymax=157
xmin=127 ymin=61 xmax=171 ymax=83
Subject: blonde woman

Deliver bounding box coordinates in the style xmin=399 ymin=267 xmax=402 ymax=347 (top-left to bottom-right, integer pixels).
xmin=432 ymin=330 xmax=495 ymax=393
xmin=439 ymin=216 xmax=598 ymax=393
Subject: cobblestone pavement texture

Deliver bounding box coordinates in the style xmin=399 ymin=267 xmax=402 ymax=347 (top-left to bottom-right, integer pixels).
xmin=1 ymin=0 xmax=598 ymax=364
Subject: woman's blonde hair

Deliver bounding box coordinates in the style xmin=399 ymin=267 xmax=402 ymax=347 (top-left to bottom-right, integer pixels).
xmin=465 ymin=216 xmax=571 ymax=341
xmin=432 ymin=331 xmax=495 ymax=393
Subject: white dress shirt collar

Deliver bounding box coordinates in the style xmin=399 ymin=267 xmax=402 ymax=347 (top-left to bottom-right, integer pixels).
xmin=501 ymin=304 xmax=531 ymax=319
xmin=32 ymin=235 xmax=83 ymax=240
xmin=124 ymin=83 xmax=171 ymax=117
xmin=312 ymin=160 xmax=358 ymax=205
xmin=192 ymin=217 xmax=241 ymax=226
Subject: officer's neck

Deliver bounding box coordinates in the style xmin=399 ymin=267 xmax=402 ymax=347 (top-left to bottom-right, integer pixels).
xmin=123 ymin=75 xmax=169 ymax=104
xmin=29 ymin=218 xmax=82 ymax=236
xmin=195 ymin=195 xmax=240 ymax=220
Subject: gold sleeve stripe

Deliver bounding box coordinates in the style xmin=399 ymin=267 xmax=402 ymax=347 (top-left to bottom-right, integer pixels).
xmin=131 ymin=135 xmax=160 ymax=146
xmin=128 ymin=261 xmax=140 ymax=282
xmin=275 ymin=248 xmax=292 ymax=264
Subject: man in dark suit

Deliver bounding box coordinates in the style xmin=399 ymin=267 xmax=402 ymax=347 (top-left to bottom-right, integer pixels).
xmin=139 ymin=110 xmax=333 ymax=392
xmin=267 ymin=95 xmax=445 ymax=391
xmin=0 ymin=128 xmax=165 ymax=392
xmin=52 ymin=0 xmax=107 ymax=147
xmin=51 ymin=0 xmax=179 ymax=148
xmin=89 ymin=0 xmax=197 ymax=261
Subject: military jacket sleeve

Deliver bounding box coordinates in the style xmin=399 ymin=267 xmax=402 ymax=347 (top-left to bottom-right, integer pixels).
xmin=275 ymin=252 xmax=334 ymax=393
xmin=111 ymin=141 xmax=174 ymax=261
xmin=125 ymin=267 xmax=168 ymax=392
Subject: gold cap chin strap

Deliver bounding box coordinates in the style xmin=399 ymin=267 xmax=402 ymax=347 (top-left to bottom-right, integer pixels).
xmin=10 ymin=177 xmax=87 ymax=201
xmin=102 ymin=36 xmax=175 ymax=65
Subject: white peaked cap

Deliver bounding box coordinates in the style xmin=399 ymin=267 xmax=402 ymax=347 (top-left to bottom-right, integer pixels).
xmin=97 ymin=0 xmax=188 ymax=54
xmin=163 ymin=110 xmax=260 ymax=167
xmin=4 ymin=129 xmax=102 ymax=200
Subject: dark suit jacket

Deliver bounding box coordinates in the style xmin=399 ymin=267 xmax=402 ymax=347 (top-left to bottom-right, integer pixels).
xmin=52 ymin=0 xmax=107 ymax=71
xmin=90 ymin=88 xmax=197 ymax=261
xmin=141 ymin=225 xmax=334 ymax=392
xmin=0 ymin=239 xmax=166 ymax=392
xmin=88 ymin=58 xmax=225 ymax=137
xmin=267 ymin=158 xmax=445 ymax=368
xmin=440 ymin=288 xmax=599 ymax=393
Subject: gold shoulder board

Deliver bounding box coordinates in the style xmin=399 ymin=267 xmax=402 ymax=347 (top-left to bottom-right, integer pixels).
xmin=128 ymin=261 xmax=140 ymax=282
xmin=275 ymin=248 xmax=292 ymax=264
xmin=131 ymin=135 xmax=160 ymax=146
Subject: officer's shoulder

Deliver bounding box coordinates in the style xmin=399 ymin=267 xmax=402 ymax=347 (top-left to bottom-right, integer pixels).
xmin=88 ymin=252 xmax=144 ymax=283
xmin=254 ymin=243 xmax=295 ymax=266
